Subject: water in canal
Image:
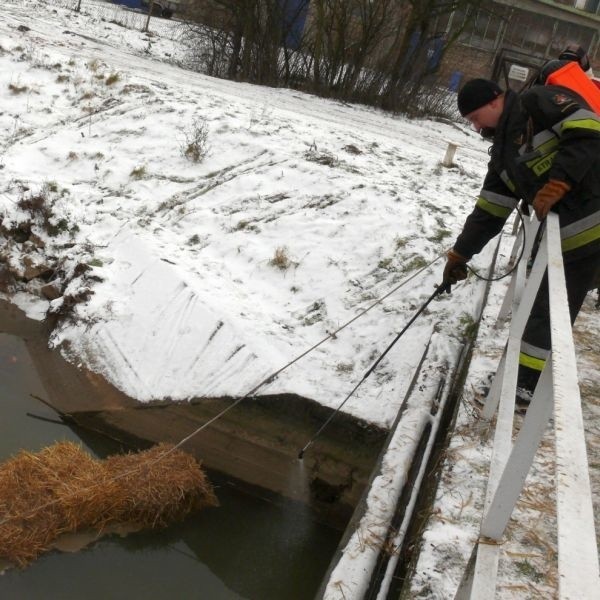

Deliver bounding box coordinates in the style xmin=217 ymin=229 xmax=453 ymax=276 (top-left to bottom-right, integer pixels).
xmin=0 ymin=333 xmax=341 ymax=599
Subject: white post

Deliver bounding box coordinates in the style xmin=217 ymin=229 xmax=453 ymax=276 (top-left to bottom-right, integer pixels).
xmin=495 ymin=215 xmax=539 ymax=324
xmin=545 ymin=214 xmax=600 ymax=598
xmin=442 ymin=141 xmax=459 ymax=167
xmin=481 ymin=363 xmax=553 ymax=538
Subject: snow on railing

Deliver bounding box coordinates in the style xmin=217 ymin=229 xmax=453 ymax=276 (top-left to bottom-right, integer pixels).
xmin=456 ymin=212 xmax=600 ymax=599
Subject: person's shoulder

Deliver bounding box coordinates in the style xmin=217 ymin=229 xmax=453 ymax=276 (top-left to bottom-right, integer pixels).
xmin=521 ymin=84 xmax=582 ymax=113
xmin=518 ymin=85 xmax=542 ymax=113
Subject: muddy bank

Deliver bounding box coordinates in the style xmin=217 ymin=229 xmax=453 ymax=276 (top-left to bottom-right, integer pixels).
xmin=0 ymin=299 xmax=387 ymax=528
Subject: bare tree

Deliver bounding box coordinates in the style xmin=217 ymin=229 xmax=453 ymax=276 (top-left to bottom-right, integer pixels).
xmin=178 ymin=0 xmax=485 ymax=116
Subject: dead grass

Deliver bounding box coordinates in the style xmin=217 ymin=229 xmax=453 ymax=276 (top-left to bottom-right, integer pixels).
xmin=105 ymin=73 xmax=120 ymax=86
xmin=130 ymin=165 xmax=147 ymax=179
xmin=8 ymin=82 xmax=28 ymax=94
xmin=0 ymin=442 xmax=217 ymax=568
xmin=304 ymin=147 xmax=338 ymax=167
xmin=269 ymin=246 xmax=291 ymax=270
xmin=181 ymin=116 xmax=209 ymax=163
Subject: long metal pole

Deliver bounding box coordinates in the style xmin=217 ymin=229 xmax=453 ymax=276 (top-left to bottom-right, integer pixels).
xmin=298 ymin=283 xmax=449 ymax=459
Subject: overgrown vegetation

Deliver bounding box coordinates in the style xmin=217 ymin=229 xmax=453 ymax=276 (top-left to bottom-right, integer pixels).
xmin=179 ymin=0 xmax=484 ymax=117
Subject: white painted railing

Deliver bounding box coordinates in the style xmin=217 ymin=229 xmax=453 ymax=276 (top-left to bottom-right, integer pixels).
xmin=456 ymin=212 xmax=600 ymax=599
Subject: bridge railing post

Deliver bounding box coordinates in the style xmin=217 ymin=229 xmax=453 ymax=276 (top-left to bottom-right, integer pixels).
xmin=457 ymin=213 xmax=600 ymax=599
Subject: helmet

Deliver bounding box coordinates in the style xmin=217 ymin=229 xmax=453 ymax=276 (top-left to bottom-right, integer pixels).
xmin=537 ymin=59 xmax=570 ymax=84
xmin=559 ymin=44 xmax=591 ymax=73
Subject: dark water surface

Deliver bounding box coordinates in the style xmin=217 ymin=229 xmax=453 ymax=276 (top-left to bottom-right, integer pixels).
xmin=0 ymin=333 xmax=340 ymax=600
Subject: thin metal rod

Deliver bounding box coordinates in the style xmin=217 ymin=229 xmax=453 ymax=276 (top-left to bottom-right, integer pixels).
xmin=298 ymin=283 xmax=448 ymax=459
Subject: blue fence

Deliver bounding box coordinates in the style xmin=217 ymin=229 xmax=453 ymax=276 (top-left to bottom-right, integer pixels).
xmin=281 ymin=0 xmax=310 ymax=50
xmin=112 ymin=0 xmax=143 ymax=8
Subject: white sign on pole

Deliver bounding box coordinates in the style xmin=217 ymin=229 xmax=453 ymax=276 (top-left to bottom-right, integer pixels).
xmin=508 ymin=64 xmax=530 ymax=82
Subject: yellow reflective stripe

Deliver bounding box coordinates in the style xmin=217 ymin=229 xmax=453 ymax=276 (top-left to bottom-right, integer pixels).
xmin=525 ymin=138 xmax=558 ymax=168
xmin=476 ymin=196 xmax=512 ymax=218
xmin=562 ymin=222 xmax=600 ymax=252
xmin=519 ymin=352 xmax=546 ymax=372
xmin=560 ymin=118 xmax=600 ymax=134
xmin=531 ymin=151 xmax=557 ymax=177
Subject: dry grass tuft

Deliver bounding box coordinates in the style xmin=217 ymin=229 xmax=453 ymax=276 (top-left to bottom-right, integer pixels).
xmin=105 ymin=72 xmax=120 ymax=86
xmin=130 ymin=165 xmax=147 ymax=180
xmin=0 ymin=442 xmax=217 ymax=568
xmin=269 ymin=246 xmax=291 ymax=270
xmin=8 ymin=82 xmax=28 ymax=94
xmin=181 ymin=116 xmax=209 ymax=163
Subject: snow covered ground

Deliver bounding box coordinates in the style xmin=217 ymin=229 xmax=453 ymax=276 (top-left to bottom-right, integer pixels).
xmin=0 ymin=2 xmax=598 ymax=597
xmin=0 ymin=0 xmax=495 ymax=427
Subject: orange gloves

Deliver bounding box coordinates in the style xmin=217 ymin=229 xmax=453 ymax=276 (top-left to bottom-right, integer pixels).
xmin=442 ymin=249 xmax=468 ymax=286
xmin=532 ymin=179 xmax=571 ymax=220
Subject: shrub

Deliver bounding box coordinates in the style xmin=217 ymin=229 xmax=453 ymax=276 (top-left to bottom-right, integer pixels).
xmin=181 ymin=117 xmax=209 ymax=163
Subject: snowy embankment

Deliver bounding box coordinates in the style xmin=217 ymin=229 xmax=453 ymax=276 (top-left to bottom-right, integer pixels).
xmin=0 ymin=0 xmax=495 ymax=430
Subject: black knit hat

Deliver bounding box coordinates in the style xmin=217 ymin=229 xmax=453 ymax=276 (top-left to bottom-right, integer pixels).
xmin=457 ymin=78 xmax=503 ymax=117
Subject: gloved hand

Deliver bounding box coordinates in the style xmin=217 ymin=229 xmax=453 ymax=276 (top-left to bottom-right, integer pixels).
xmin=532 ymin=179 xmax=571 ymax=220
xmin=442 ymin=249 xmax=468 ymax=287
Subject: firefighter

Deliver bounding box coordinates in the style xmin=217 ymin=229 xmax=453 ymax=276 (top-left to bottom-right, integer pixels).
xmin=443 ymin=78 xmax=600 ymax=406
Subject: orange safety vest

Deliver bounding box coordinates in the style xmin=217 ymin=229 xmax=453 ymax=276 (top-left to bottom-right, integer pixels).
xmin=545 ymin=61 xmax=600 ymax=114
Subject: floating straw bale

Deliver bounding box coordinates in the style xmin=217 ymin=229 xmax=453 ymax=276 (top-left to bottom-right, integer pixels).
xmin=0 ymin=441 xmax=217 ymax=568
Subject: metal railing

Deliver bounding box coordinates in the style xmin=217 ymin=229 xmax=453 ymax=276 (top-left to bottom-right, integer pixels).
xmin=456 ymin=212 xmax=600 ymax=599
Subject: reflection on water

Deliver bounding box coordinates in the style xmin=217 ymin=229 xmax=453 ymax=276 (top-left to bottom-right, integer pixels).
xmin=0 ymin=334 xmax=341 ymax=600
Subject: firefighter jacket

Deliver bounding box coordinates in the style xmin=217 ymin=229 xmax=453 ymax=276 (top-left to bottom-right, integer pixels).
xmin=453 ymin=86 xmax=600 ymax=263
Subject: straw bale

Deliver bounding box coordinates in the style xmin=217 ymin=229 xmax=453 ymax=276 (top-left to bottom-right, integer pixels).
xmin=101 ymin=443 xmax=218 ymax=529
xmin=0 ymin=442 xmax=217 ymax=568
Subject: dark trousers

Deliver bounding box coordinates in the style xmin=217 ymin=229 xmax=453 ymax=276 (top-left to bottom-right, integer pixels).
xmin=518 ymin=251 xmax=600 ymax=391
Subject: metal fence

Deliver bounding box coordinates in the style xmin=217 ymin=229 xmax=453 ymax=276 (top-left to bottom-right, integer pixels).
xmin=456 ymin=212 xmax=600 ymax=599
